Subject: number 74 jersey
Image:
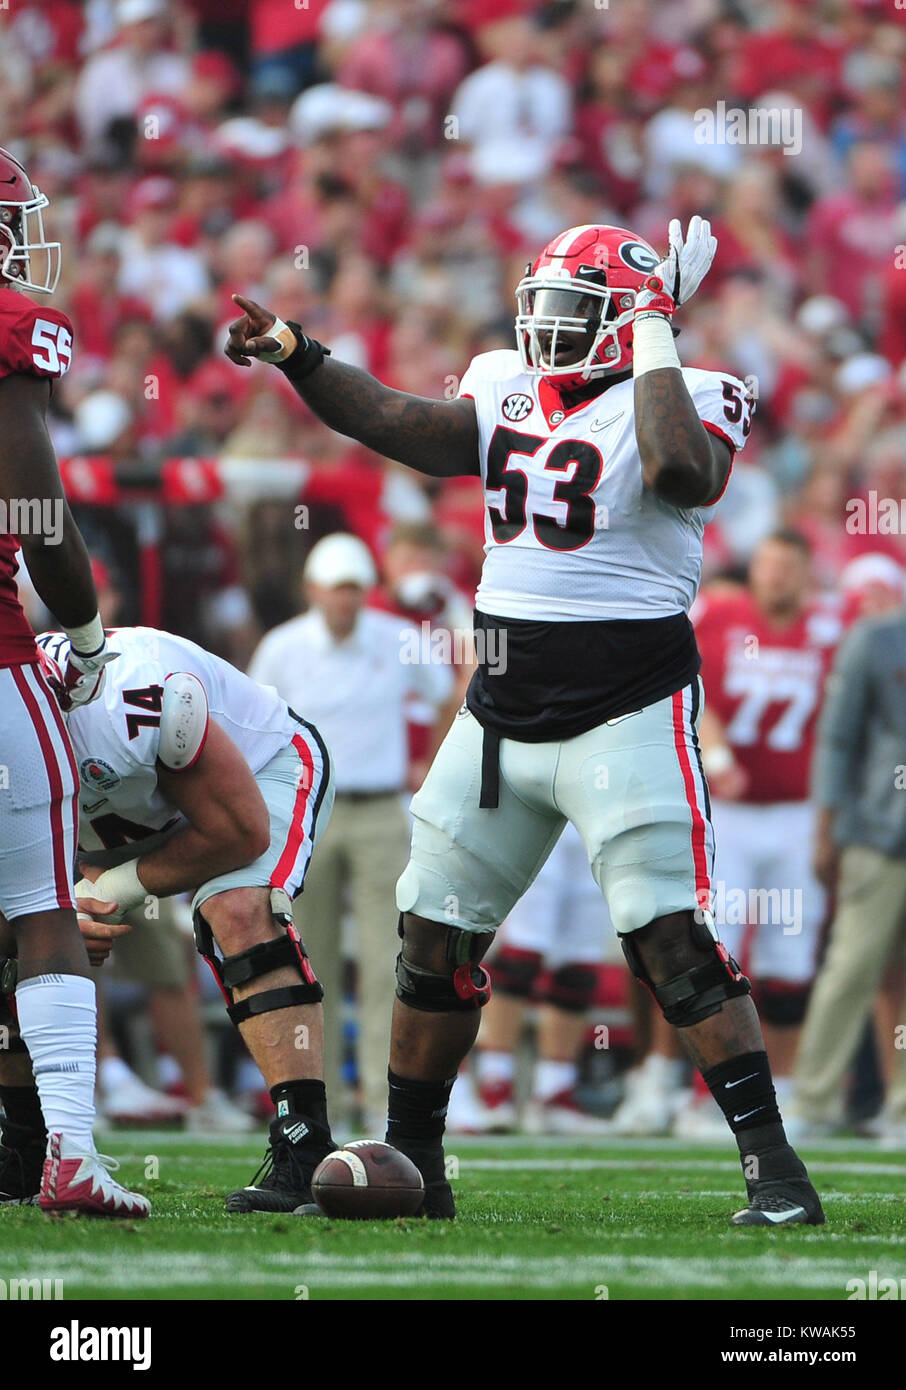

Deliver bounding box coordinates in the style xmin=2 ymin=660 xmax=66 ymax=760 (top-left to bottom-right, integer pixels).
xmin=458 ymin=349 xmax=752 ymax=622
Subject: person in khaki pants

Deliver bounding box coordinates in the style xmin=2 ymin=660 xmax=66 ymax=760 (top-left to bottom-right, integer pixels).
xmin=247 ymin=534 xmax=453 ymax=1132
xmin=793 ymin=599 xmax=906 ymax=1138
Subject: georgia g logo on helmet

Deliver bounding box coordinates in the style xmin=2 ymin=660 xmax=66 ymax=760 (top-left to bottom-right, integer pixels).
xmin=515 ymin=224 xmax=660 ymax=388
xmin=0 ymin=146 xmax=62 ymax=295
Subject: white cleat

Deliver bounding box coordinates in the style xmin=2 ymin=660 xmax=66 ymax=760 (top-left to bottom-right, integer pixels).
xmin=184 ymin=1088 xmax=257 ymax=1134
xmin=99 ymin=1075 xmax=189 ymax=1125
xmin=38 ymin=1133 xmax=151 ymax=1218
xmin=522 ymin=1091 xmax=613 ymax=1137
xmin=672 ymin=1093 xmax=730 ymax=1140
xmin=611 ymin=1055 xmax=683 ymax=1137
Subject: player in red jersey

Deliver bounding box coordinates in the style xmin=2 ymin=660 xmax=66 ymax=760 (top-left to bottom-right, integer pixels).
xmin=693 ymin=530 xmax=842 ymax=1106
xmin=0 ymin=147 xmax=148 ymax=1217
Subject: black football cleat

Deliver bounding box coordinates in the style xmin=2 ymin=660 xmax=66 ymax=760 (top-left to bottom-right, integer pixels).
xmin=390 ymin=1139 xmax=455 ymax=1220
xmin=0 ymin=1119 xmax=46 ymax=1206
xmin=226 ymin=1115 xmax=335 ymax=1214
xmin=731 ymin=1179 xmax=826 ymax=1226
xmin=731 ymin=1139 xmax=825 ymax=1227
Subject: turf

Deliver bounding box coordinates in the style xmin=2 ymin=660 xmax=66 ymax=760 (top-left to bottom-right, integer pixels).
xmin=3 ymin=1132 xmax=905 ymax=1300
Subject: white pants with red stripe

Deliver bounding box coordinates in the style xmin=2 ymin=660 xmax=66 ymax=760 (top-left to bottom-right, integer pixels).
xmin=0 ymin=660 xmax=79 ymax=920
xmin=397 ymin=680 xmax=714 ymax=937
xmin=499 ymin=822 xmax=614 ymax=965
xmin=191 ymin=727 xmax=335 ymax=913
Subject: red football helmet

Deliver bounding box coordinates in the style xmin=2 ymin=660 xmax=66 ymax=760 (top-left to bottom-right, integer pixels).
xmin=515 ymin=224 xmax=661 ymax=388
xmin=0 ymin=147 xmax=61 ymax=295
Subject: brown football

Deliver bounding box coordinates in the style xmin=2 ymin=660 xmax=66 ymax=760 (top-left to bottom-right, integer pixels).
xmin=311 ymin=1141 xmax=425 ymax=1219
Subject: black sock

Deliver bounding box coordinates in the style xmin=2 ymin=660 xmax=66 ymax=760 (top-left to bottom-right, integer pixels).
xmin=386 ymin=1070 xmax=455 ymax=1148
xmin=270 ymin=1079 xmax=330 ymax=1134
xmin=0 ymin=1083 xmax=45 ymax=1135
xmin=702 ymin=1050 xmax=781 ymax=1137
xmin=702 ymin=1051 xmax=806 ymax=1191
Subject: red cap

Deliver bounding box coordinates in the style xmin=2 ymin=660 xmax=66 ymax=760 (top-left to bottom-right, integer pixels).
xmin=127 ymin=175 xmax=178 ymax=219
xmin=187 ymin=358 xmax=247 ymax=401
xmin=193 ymin=51 xmax=241 ymax=96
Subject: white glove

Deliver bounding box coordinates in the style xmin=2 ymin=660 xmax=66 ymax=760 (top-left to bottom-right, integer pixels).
xmin=60 ymin=643 xmax=118 ymax=710
xmin=649 ymin=215 xmax=718 ymax=311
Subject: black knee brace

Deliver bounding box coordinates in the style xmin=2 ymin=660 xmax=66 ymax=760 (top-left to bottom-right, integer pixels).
xmin=544 ymin=962 xmax=598 ymax=1013
xmin=395 ymin=915 xmax=492 ymax=1013
xmin=619 ymin=917 xmax=750 ymax=1027
xmin=0 ymin=988 xmax=27 ymax=1053
xmin=491 ymin=946 xmax=543 ymax=1000
xmin=756 ymin=978 xmax=810 ymax=1027
xmin=194 ymin=888 xmax=324 ymax=1027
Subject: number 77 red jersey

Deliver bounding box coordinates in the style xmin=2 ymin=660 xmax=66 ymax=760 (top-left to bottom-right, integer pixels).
xmin=693 ymin=590 xmax=844 ymax=803
xmin=0 ymin=288 xmax=74 ymax=667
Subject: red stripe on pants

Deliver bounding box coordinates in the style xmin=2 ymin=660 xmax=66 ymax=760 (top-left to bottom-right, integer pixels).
xmin=11 ymin=663 xmax=76 ymax=911
xmin=270 ymin=734 xmax=315 ymax=890
xmin=671 ymin=687 xmax=710 ymax=912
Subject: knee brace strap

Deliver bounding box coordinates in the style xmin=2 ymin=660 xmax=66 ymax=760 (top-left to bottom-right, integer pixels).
xmin=0 ymin=985 xmax=25 ymax=1048
xmin=491 ymin=946 xmax=543 ymax=1000
xmin=545 ymin=962 xmax=598 ymax=1013
xmin=620 ymin=931 xmax=750 ymax=1028
xmin=227 ymin=984 xmax=321 ymax=1026
xmin=395 ymin=916 xmax=492 ymax=1012
xmin=194 ymin=889 xmax=323 ymax=1027
xmin=757 ymin=979 xmax=810 ymax=1027
xmin=395 ymin=954 xmax=491 ymax=1012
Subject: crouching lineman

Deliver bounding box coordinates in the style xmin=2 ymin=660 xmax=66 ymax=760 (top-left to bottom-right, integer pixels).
xmin=225 ymin=217 xmax=824 ymax=1227
xmin=0 ymin=625 xmax=336 ymax=1213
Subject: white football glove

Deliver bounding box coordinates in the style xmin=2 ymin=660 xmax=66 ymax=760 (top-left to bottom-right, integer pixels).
xmin=59 ymin=643 xmax=119 ymax=710
xmin=650 ymin=215 xmax=717 ymax=310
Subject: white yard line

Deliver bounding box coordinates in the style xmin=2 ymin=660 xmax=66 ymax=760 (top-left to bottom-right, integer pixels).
xmin=0 ymin=1249 xmax=885 ymax=1294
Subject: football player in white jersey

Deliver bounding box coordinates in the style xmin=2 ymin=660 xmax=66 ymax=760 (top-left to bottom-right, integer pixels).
xmin=1 ymin=626 xmax=337 ymax=1213
xmin=225 ymin=219 xmax=824 ymax=1228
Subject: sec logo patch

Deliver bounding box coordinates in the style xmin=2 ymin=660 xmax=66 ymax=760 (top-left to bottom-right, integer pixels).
xmin=501 ymin=392 xmax=533 ymax=422
xmin=80 ymin=757 xmax=120 ymax=792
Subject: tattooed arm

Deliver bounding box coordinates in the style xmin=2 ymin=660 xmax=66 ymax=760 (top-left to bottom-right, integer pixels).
xmin=634 ymin=369 xmax=731 ymax=507
xmin=225 ymin=296 xmax=480 ymax=478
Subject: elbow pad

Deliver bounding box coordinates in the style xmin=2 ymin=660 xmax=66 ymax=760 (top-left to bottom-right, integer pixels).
xmin=159 ymin=672 xmax=209 ymax=771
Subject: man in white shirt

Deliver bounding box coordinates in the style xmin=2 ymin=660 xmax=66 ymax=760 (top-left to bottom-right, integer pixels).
xmin=248 ymin=533 xmax=454 ymax=1130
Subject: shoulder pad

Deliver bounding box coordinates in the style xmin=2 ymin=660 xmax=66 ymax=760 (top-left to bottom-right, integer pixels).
xmin=158 ymin=672 xmax=209 ymax=771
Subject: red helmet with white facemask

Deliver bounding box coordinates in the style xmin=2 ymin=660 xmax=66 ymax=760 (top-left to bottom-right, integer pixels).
xmin=0 ymin=147 xmax=61 ymax=295
xmin=515 ymin=224 xmax=661 ymax=390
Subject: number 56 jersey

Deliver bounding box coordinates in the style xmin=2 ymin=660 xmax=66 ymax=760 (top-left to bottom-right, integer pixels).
xmin=458 ymin=349 xmax=752 ymax=622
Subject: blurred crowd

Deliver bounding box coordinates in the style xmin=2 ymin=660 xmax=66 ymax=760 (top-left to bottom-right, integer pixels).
xmin=4 ymin=0 xmax=906 ymax=1133
xmin=2 ymin=0 xmax=906 ymax=647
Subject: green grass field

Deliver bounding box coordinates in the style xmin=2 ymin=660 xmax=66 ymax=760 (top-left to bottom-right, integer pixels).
xmin=4 ymin=1131 xmax=905 ymax=1301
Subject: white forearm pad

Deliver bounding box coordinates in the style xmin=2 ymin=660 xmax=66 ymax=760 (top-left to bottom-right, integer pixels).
xmin=74 ymin=860 xmax=146 ymax=921
xmin=632 ymin=313 xmax=681 ymax=377
xmin=159 ymin=672 xmax=209 ymax=771
xmin=257 ymin=316 xmax=299 ymax=364
xmin=63 ymin=613 xmax=105 ymax=657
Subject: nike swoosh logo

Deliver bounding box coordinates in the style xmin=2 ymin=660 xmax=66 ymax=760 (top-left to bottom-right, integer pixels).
xmin=590 ymin=412 xmax=624 ymax=432
xmin=725 ymin=1073 xmax=758 ymax=1090
xmin=733 ymin=1107 xmax=765 ymax=1123
xmin=605 ymin=710 xmax=642 ymax=726
xmin=0 ymin=177 xmax=17 ymax=185
xmin=83 ymin=798 xmax=108 ymax=812
xmin=760 ymin=1206 xmax=806 ymax=1224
